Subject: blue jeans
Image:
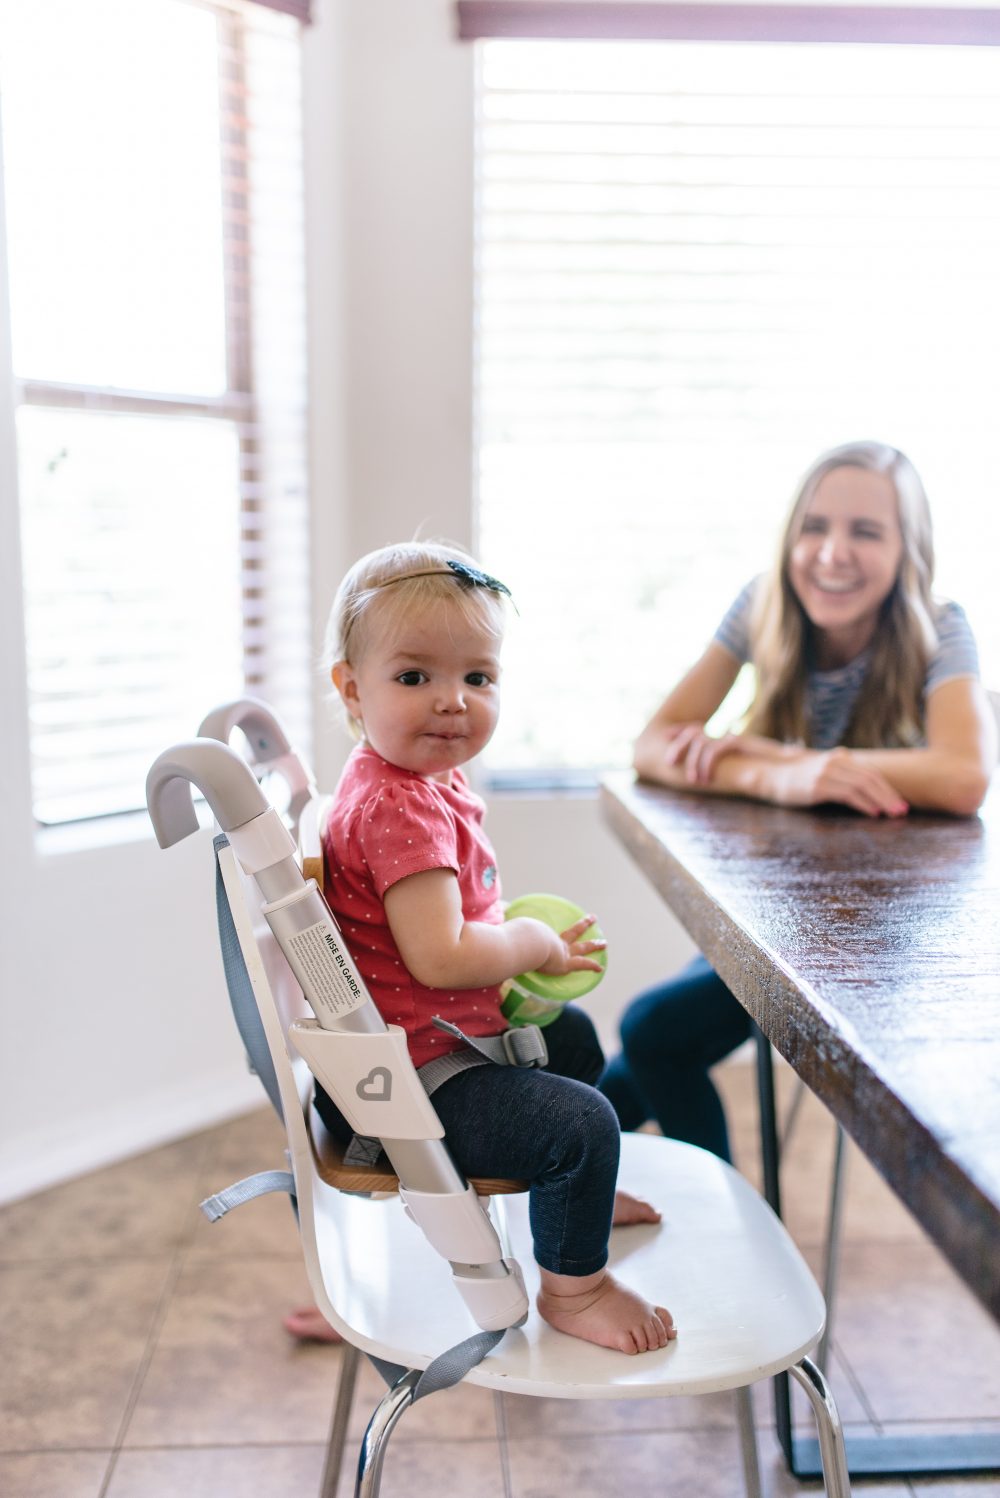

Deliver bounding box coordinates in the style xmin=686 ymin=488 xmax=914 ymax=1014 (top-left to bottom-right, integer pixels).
xmin=599 ymin=955 xmax=751 ymax=1163
xmin=315 ymin=1005 xmax=619 ymax=1276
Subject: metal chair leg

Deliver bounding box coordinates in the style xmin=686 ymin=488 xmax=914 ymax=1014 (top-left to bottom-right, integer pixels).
xmin=789 ymin=1357 xmax=852 ymax=1498
xmin=319 ymin=1340 xmax=361 ymax=1498
xmin=817 ymin=1124 xmax=848 ymax=1374
xmin=734 ymin=1384 xmax=762 ymax=1498
xmin=780 ymin=1074 xmax=808 ymax=1149
xmin=355 ymin=1369 xmax=421 ymax=1498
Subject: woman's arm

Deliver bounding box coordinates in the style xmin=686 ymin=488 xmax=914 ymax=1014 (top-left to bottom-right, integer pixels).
xmin=632 ymin=642 xmax=744 ymax=785
xmin=655 ymin=678 xmax=995 ymax=817
xmin=639 ymin=734 xmax=910 ymax=817
xmin=383 ymin=868 xmax=605 ymax=991
xmin=850 ymin=677 xmax=997 ymax=816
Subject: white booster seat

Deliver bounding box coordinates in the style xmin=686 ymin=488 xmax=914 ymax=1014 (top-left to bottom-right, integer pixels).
xmin=145 ymin=701 xmax=533 ymax=1366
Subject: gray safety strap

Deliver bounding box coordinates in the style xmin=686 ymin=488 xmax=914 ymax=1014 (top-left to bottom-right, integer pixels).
xmin=213 ymin=833 xmax=284 ymax=1122
xmin=368 ymin=1328 xmax=506 ymax=1403
xmin=200 ymin=1168 xmax=296 ymax=1222
xmin=430 ymin=1015 xmax=548 ymax=1069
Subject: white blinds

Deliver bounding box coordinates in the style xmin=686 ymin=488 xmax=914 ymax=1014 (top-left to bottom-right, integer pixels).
xmin=474 ymin=39 xmax=1000 ymax=775
xmin=3 ymin=0 xmax=310 ymax=824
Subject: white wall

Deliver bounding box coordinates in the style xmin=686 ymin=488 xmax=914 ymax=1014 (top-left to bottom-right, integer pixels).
xmin=0 ymin=0 xmax=693 ymax=1204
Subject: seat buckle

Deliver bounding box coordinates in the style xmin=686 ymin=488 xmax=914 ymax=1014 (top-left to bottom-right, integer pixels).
xmin=501 ymin=1024 xmax=548 ymax=1068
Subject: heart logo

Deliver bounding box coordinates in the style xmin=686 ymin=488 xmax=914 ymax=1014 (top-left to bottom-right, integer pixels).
xmin=356 ymin=1066 xmax=392 ymax=1102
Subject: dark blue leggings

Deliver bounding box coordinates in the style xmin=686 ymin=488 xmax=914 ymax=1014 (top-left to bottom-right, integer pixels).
xmin=599 ymin=955 xmax=751 ymax=1163
xmin=315 ymin=1005 xmax=619 ymax=1276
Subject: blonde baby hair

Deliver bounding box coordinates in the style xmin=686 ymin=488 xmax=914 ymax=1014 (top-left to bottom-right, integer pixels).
xmin=322 ymin=539 xmax=509 ymax=737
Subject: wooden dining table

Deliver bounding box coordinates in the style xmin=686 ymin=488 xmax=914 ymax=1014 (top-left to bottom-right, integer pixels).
xmin=601 ymin=771 xmax=1000 ymax=1478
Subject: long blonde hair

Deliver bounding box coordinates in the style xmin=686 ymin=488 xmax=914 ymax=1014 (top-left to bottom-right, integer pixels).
xmin=745 ymin=441 xmax=937 ymax=748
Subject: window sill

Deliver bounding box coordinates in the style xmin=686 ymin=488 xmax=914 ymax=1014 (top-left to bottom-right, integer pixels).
xmin=480 ymin=769 xmax=603 ymax=797
xmin=35 ymin=801 xmax=214 ymax=857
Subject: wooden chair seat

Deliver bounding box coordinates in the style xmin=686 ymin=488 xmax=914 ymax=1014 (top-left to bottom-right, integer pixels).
xmin=308 ymin=1110 xmax=526 ymax=1197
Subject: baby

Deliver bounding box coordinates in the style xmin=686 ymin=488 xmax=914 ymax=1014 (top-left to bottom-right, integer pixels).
xmin=313 ymin=540 xmax=675 ymax=1354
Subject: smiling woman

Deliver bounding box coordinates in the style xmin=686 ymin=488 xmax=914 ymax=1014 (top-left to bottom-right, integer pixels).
xmin=633 ymin=440 xmax=995 ymax=817
xmin=600 ymin=438 xmax=997 ymax=1163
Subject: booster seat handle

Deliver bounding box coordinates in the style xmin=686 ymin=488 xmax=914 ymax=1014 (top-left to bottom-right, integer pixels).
xmin=197 ymin=697 xmax=317 ymax=831
xmin=146 ymin=740 xmax=270 ymax=847
xmin=198 ymin=696 xmax=295 ymax=764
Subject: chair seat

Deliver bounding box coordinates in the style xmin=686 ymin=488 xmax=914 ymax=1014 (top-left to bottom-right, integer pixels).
xmin=302 ymin=1130 xmax=825 ymax=1401
xmin=309 ymin=1114 xmax=527 ymax=1197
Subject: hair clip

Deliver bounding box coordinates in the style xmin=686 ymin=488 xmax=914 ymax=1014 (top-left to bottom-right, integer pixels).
xmin=446 ymin=559 xmax=512 ymax=598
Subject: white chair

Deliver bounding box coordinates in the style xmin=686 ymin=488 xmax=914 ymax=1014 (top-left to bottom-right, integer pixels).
xmin=149 ymin=709 xmax=851 ymax=1498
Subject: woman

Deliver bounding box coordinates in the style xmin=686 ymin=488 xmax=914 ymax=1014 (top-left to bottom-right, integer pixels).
xmin=599 ymin=440 xmax=996 ymax=1161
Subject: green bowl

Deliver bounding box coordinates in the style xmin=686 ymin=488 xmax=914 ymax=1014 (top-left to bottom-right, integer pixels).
xmin=503 ymin=893 xmax=607 ymax=1010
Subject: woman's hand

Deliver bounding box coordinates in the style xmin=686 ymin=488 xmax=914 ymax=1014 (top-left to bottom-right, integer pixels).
xmin=763 ymin=747 xmax=910 ymax=817
xmin=535 ymin=914 xmax=607 ymax=977
xmin=659 ymin=723 xmax=792 ymax=785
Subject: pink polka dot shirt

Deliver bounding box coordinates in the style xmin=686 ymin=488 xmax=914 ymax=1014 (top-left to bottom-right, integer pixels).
xmin=321 ymin=745 xmax=506 ymax=1066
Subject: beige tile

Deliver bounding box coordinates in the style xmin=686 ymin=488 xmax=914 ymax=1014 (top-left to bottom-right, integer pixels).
xmin=123 ymin=1254 xmax=342 ymax=1446
xmin=346 ymin=1351 xmax=501 ymax=1443
xmin=197 ymin=1105 xmax=289 ymax=1182
xmin=0 ymin=1451 xmax=109 ymax=1498
xmin=499 ymin=1386 xmax=737 ymax=1438
xmin=0 ymin=1258 xmax=171 ymax=1450
xmin=505 ymin=1427 xmax=912 ymax=1498
xmin=0 ymin=1134 xmax=209 ymax=1263
xmin=185 ymin=1106 xmax=303 ymax=1258
xmin=105 ymin=1445 xmax=326 ymax=1498
xmin=335 ymin=1435 xmax=504 ymax=1498
xmin=826 ymin=1242 xmax=1000 ymax=1423
xmin=909 ymin=1480 xmax=1000 ymax=1497
xmin=757 ymin=1349 xmax=872 ymax=1431
xmin=185 ymin=1186 xmax=303 ymax=1260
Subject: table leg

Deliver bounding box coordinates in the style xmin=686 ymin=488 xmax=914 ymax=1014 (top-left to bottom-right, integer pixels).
xmin=751 ymin=1024 xmax=794 ymax=1465
xmin=750 ymin=1024 xmax=1000 ymax=1479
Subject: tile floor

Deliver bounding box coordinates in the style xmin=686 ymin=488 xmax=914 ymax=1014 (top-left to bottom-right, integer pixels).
xmin=2 ymin=1059 xmax=998 ymax=1498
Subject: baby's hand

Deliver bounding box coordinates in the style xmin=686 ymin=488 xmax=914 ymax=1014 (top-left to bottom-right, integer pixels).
xmin=536 ymin=914 xmax=606 ymax=977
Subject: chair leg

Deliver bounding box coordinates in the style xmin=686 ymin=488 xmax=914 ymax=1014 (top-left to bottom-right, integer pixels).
xmin=319 ymin=1341 xmax=361 ymax=1498
xmin=780 ymin=1074 xmax=808 ymax=1150
xmin=355 ymin=1368 xmax=421 ymax=1498
xmin=733 ymin=1384 xmax=762 ymax=1498
xmin=817 ymin=1124 xmax=848 ymax=1374
xmin=788 ymin=1357 xmax=852 ymax=1498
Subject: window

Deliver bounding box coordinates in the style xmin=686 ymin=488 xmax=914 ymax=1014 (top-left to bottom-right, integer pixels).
xmin=474 ymin=39 xmax=1000 ymax=778
xmin=1 ymin=0 xmax=310 ymax=824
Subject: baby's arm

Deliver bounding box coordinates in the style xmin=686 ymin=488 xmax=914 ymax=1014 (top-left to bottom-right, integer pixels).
xmin=383 ymin=868 xmax=605 ymax=990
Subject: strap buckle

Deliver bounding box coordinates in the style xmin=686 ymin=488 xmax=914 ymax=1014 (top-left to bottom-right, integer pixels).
xmin=500 ymin=1024 xmax=548 ymax=1068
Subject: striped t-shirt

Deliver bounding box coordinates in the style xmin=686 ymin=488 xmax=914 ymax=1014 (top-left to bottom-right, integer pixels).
xmin=714 ymin=577 xmax=980 ymax=749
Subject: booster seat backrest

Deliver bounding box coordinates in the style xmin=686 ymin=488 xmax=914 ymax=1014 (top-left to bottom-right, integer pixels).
xmin=216 ymin=840 xmax=315 ymax=1127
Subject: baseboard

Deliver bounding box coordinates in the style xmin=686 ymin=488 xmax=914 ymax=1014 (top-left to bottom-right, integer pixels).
xmin=0 ymin=1070 xmax=265 ymax=1206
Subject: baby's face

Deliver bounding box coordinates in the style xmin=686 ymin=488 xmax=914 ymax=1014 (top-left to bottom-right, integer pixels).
xmin=337 ymin=600 xmax=502 ymax=783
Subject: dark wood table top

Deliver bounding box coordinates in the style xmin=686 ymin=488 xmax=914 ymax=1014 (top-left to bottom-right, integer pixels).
xmin=601 ymin=772 xmax=1000 ymax=1323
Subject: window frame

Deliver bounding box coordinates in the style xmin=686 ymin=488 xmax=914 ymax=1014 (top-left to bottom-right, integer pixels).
xmin=6 ymin=0 xmax=310 ymax=828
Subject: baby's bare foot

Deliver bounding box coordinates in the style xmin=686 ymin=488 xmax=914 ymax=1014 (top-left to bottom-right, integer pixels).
xmin=537 ymin=1268 xmax=676 ymax=1354
xmin=282 ymin=1305 xmax=343 ymax=1344
xmin=612 ymin=1189 xmax=661 ymax=1226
